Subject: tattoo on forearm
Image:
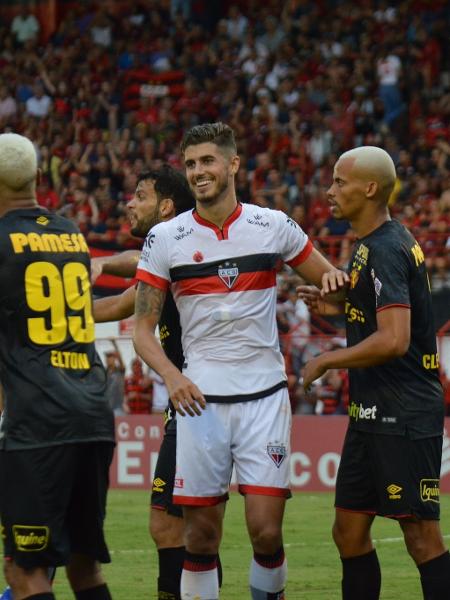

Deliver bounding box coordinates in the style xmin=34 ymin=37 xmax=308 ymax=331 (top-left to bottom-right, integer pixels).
xmin=135 ymin=282 xmax=166 ymax=321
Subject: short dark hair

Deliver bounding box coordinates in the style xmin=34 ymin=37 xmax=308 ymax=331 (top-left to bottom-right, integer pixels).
xmin=180 ymin=122 xmax=237 ymax=156
xmin=137 ymin=164 xmax=195 ymax=215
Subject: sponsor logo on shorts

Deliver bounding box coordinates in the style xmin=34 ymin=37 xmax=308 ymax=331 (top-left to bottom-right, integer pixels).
xmin=218 ymin=263 xmax=239 ymax=289
xmin=152 ymin=477 xmax=166 ymax=493
xmin=387 ymin=484 xmax=402 ymax=500
xmin=348 ymin=402 xmax=377 ymax=421
xmin=267 ymin=442 xmax=287 ymax=468
xmin=174 ymin=477 xmax=184 ymax=489
xmin=13 ymin=525 xmax=49 ymax=552
xmin=420 ymin=479 xmax=440 ymax=503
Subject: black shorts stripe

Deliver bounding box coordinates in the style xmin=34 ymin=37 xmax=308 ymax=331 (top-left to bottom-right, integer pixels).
xmin=205 ymin=380 xmax=288 ymax=404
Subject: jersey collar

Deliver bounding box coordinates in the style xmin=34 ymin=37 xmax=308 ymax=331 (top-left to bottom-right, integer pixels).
xmin=193 ymin=202 xmax=242 ymax=240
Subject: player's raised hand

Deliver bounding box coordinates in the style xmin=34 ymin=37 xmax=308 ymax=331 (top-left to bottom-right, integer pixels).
xmin=302 ymin=355 xmax=328 ymax=391
xmin=90 ymin=257 xmax=105 ymax=284
xmin=297 ymin=285 xmax=343 ymax=316
xmin=320 ymin=269 xmax=349 ymax=296
xmin=164 ymin=372 xmax=206 ymax=417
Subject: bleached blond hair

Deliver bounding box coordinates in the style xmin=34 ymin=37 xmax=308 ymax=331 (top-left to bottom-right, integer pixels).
xmin=0 ymin=133 xmax=37 ymax=191
xmin=340 ymin=146 xmax=396 ymax=199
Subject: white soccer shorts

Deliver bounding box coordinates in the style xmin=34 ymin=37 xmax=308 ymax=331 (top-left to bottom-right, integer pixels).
xmin=173 ymin=387 xmax=291 ymax=505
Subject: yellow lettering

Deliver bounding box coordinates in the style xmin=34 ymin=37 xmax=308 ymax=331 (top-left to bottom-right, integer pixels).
xmin=41 ymin=234 xmax=64 ymax=252
xmin=60 ymin=233 xmax=74 ymax=252
xmin=50 ymin=350 xmax=90 ymax=370
xmin=70 ymin=233 xmax=81 ymax=252
xmin=411 ymin=242 xmax=425 ymax=267
xmin=9 ymin=233 xmax=29 ymax=253
xmin=422 ymin=353 xmax=439 ymax=370
xmin=28 ymin=232 xmax=45 ymax=252
xmin=77 ymin=234 xmax=89 ymax=252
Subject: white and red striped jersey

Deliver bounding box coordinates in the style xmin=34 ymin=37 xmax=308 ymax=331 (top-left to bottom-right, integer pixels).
xmin=136 ymin=203 xmax=313 ymax=400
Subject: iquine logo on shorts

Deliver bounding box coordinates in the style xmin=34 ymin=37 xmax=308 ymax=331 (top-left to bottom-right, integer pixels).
xmin=420 ymin=479 xmax=440 ymax=503
xmin=13 ymin=525 xmax=49 ymax=551
xmin=267 ymin=442 xmax=286 ymax=468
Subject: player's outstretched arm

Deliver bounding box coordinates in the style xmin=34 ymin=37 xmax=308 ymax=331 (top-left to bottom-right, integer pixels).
xmin=91 ymin=250 xmax=141 ymax=283
xmin=302 ymin=306 xmax=411 ymax=390
xmin=133 ymin=282 xmax=206 ymax=417
xmin=297 ymin=285 xmax=345 ymax=316
xmin=293 ymin=247 xmax=349 ymax=293
xmin=93 ymin=286 xmax=136 ymax=322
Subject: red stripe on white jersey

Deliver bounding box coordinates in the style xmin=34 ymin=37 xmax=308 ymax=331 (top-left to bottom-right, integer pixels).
xmin=136 ymin=269 xmax=170 ymax=291
xmin=173 ymin=270 xmax=276 ymax=297
xmin=286 ymin=239 xmax=314 ymax=267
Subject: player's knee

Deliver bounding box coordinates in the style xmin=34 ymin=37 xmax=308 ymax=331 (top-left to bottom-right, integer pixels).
xmin=3 ymin=560 xmax=13 ymax=586
xmin=184 ymin=519 xmax=220 ymax=554
xmin=402 ymin=523 xmax=443 ymax=564
xmin=150 ymin=511 xmax=184 ymax=548
xmin=332 ymin=520 xmax=370 ymax=555
xmin=66 ymin=554 xmax=104 ymax=590
xmin=248 ymin=524 xmax=282 ymax=555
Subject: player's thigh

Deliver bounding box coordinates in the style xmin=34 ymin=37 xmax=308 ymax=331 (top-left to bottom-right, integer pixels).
xmin=67 ymin=442 xmax=115 ymax=563
xmin=150 ymin=420 xmax=182 ymax=519
xmin=232 ymin=389 xmax=291 ymax=496
xmin=335 ymin=428 xmax=379 ymax=513
xmin=0 ymin=445 xmax=78 ymax=568
xmin=150 ymin=507 xmax=185 ymax=548
xmin=244 ymin=494 xmax=286 ymax=545
xmin=174 ymin=404 xmax=233 ymax=500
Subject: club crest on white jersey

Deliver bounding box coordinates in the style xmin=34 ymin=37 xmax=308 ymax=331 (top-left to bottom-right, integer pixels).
xmin=218 ymin=262 xmax=239 ymax=289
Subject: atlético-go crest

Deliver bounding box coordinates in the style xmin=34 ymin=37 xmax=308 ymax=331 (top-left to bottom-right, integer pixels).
xmin=267 ymin=442 xmax=287 ymax=468
xmin=218 ymin=262 xmax=239 ymax=289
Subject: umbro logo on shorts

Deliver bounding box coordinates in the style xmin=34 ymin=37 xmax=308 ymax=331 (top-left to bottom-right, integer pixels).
xmin=152 ymin=478 xmax=166 ymax=493
xmin=386 ymin=484 xmax=402 ymax=500
xmin=267 ymin=442 xmax=286 ymax=468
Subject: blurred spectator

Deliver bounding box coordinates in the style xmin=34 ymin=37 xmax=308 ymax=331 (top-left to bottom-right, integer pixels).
xmin=376 ymin=45 xmax=404 ymax=126
xmin=0 ymin=84 xmax=17 ymax=125
xmin=105 ymin=340 xmax=126 ymax=417
xmin=11 ymin=4 xmax=40 ymax=45
xmin=25 ymin=82 xmax=52 ymax=119
xmin=124 ymin=358 xmax=153 ymax=414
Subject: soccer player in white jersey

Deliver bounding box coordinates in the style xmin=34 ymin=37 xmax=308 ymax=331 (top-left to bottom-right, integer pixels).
xmin=133 ymin=122 xmax=348 ymax=599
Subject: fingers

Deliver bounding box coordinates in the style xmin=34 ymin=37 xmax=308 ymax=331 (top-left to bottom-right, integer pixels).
xmin=171 ymin=383 xmax=206 ymax=417
xmin=321 ymin=270 xmax=349 ymax=294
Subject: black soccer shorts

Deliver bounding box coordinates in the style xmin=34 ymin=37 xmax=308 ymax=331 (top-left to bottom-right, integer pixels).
xmin=150 ymin=418 xmax=183 ymax=518
xmin=335 ymin=428 xmax=442 ymax=520
xmin=0 ymin=441 xmax=115 ymax=568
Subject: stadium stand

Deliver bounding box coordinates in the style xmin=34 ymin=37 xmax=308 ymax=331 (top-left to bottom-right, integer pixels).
xmin=0 ymin=0 xmax=448 ymax=406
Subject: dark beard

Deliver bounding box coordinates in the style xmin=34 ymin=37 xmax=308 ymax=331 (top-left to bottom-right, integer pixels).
xmin=130 ymin=209 xmax=159 ymax=238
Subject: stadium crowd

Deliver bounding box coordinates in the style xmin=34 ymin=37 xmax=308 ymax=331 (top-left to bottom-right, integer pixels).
xmin=0 ymin=0 xmax=449 ymax=413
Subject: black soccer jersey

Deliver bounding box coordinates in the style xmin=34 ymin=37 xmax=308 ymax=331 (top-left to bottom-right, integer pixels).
xmin=0 ymin=208 xmax=115 ymax=449
xmin=345 ymin=219 xmax=443 ymax=439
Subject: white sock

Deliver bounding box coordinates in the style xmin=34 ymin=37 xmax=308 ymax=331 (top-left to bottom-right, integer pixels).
xmin=181 ymin=567 xmax=219 ymax=599
xmin=250 ymin=557 xmax=287 ymax=596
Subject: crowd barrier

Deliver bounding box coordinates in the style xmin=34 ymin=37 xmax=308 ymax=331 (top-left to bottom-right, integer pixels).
xmin=110 ymin=415 xmax=450 ymax=493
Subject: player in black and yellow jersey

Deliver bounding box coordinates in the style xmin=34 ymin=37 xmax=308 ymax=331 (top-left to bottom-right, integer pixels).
xmin=92 ymin=166 xmax=216 ymax=600
xmin=0 ymin=133 xmax=115 ymax=600
xmin=300 ymin=146 xmax=449 ymax=600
